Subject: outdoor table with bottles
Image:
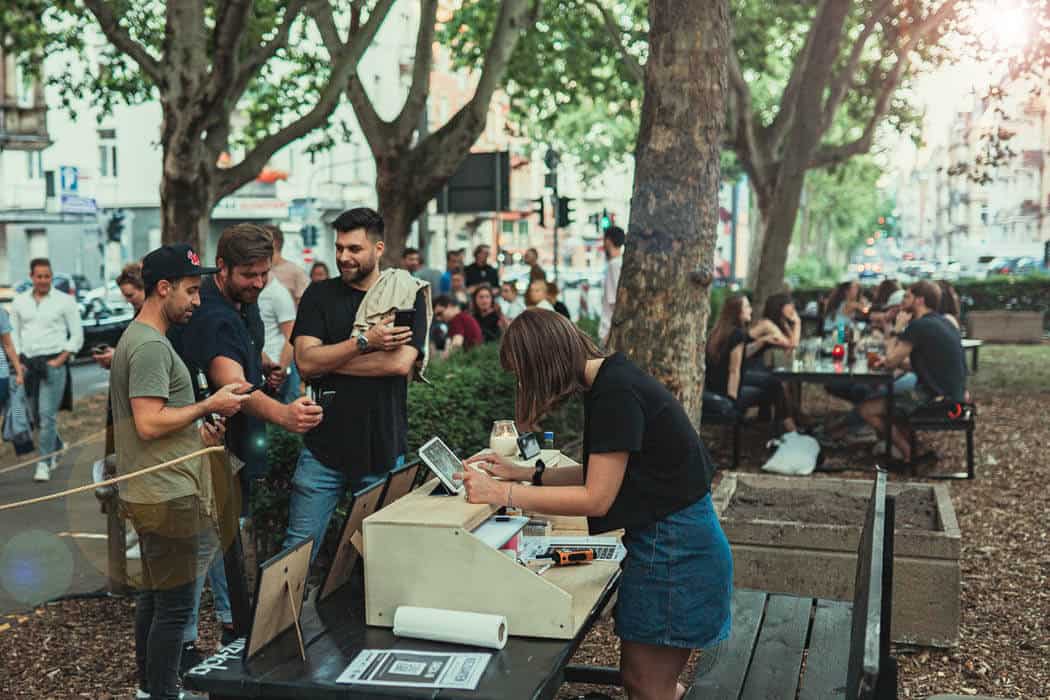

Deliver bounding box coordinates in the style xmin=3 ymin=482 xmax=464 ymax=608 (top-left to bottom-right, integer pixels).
xmin=773 ymin=325 xmax=896 ymax=456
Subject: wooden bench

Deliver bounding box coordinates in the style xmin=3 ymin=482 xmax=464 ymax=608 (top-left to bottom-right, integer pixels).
xmin=689 ymin=471 xmax=897 ymax=699
xmin=908 ymin=401 xmax=977 ymax=481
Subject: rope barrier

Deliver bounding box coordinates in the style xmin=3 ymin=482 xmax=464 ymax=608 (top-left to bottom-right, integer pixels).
xmin=0 ymin=446 xmax=226 ymax=512
xmin=0 ymin=430 xmax=107 ymax=475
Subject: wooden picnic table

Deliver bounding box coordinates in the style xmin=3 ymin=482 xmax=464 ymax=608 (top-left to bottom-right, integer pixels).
xmin=961 ymin=338 xmax=982 ymax=373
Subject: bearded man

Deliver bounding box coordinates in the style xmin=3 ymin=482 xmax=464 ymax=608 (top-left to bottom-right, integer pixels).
xmin=282 ymin=208 xmax=428 ymax=561
xmin=171 ymin=224 xmax=323 ymax=652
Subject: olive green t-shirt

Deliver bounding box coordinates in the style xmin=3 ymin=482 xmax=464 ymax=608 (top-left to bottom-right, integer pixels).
xmin=110 ymin=320 xmax=213 ymax=510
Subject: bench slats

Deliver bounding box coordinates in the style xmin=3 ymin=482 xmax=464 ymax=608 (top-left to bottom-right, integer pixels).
xmin=687 ymin=589 xmax=767 ymax=699
xmin=738 ymin=594 xmax=811 ymax=700
xmin=798 ymin=599 xmax=852 ymax=700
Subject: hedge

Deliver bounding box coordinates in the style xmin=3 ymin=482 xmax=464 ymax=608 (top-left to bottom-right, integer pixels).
xmin=791 ymin=277 xmax=1050 ymax=330
xmin=251 ymin=336 xmax=587 ymax=559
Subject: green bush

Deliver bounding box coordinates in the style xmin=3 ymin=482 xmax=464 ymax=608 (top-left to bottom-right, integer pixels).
xmin=792 ymin=277 xmax=1050 ymax=329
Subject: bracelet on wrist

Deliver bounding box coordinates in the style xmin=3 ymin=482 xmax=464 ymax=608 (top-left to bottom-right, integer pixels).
xmin=506 ymin=483 xmax=515 ymax=509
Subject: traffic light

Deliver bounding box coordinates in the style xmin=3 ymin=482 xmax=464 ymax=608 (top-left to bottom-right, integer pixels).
xmin=600 ymin=209 xmax=612 ymax=230
xmin=556 ymin=196 xmax=575 ymax=228
xmin=106 ymin=209 xmax=125 ymax=243
xmin=532 ymin=197 xmax=546 ymax=228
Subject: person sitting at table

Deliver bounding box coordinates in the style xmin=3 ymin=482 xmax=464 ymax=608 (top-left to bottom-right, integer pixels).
xmin=754 ymin=293 xmax=801 ymax=354
xmin=706 ymin=295 xmax=797 ymax=434
xmin=822 ymin=281 xmax=868 ymax=334
xmin=470 ymin=284 xmax=506 ymax=343
xmin=525 ymin=278 xmax=555 ymax=311
xmin=858 ymin=280 xmax=967 ymax=467
xmin=870 ymin=279 xmax=901 ymax=312
xmin=456 ymin=309 xmax=732 ymax=700
xmin=936 ymin=279 xmax=961 ymax=330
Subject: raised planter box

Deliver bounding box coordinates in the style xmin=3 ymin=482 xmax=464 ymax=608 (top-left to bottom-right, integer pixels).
xmin=965 ymin=310 xmax=1044 ymax=343
xmin=712 ymin=472 xmax=961 ymax=647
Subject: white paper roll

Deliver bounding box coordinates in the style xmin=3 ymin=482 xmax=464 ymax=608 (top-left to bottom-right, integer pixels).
xmin=393 ymin=606 xmax=508 ymax=650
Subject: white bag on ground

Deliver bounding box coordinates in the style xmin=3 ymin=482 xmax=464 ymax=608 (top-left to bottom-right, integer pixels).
xmin=761 ymin=432 xmax=820 ymax=476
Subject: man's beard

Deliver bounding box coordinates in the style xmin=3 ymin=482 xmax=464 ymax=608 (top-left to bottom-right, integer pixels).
xmin=165 ymin=302 xmax=194 ymax=325
xmin=224 ymin=277 xmax=262 ymax=304
xmin=341 ymin=253 xmax=377 ymax=283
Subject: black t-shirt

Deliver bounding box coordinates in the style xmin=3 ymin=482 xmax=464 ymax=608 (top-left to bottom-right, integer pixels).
xmin=291 ymin=278 xmax=428 ymax=478
xmin=705 ymin=328 xmax=748 ymax=396
xmin=473 ymin=310 xmax=502 ymax=343
xmin=464 ymin=263 xmax=500 ymax=289
xmin=583 ymin=353 xmax=714 ymax=534
xmin=901 ymin=313 xmax=967 ymax=402
xmin=553 ymin=301 xmax=571 ymax=320
xmin=170 ymin=277 xmax=267 ymax=478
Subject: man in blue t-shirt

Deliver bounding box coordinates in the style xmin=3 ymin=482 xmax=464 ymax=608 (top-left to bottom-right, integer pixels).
xmin=859 ymin=280 xmax=967 ymax=465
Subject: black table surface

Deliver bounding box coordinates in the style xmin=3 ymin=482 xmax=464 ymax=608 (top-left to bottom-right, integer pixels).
xmin=184 ymin=572 xmax=621 ymax=700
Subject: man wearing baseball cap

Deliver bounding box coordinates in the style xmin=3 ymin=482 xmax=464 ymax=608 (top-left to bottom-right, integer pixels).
xmin=111 ymin=242 xmax=251 ymax=700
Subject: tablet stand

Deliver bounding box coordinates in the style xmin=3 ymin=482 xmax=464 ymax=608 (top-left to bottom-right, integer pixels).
xmin=428 ymin=481 xmax=458 ymax=496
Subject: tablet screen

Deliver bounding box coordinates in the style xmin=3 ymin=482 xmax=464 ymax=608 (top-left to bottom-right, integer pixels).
xmin=418 ymin=437 xmax=464 ymax=494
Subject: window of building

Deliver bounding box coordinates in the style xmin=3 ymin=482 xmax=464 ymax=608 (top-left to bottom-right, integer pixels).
xmin=26 ymin=151 xmax=43 ymax=179
xmin=98 ymin=129 xmax=118 ymax=178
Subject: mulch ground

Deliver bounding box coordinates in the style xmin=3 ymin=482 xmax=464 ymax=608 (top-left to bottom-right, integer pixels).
xmin=1 ymin=359 xmax=1048 ymax=699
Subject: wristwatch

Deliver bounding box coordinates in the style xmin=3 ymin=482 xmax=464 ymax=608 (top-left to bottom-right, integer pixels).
xmin=356 ymin=333 xmax=369 ymax=351
xmin=532 ymin=459 xmax=546 ymax=486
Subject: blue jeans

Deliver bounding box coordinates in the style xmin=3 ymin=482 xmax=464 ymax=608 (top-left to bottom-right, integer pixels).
xmin=183 ymin=529 xmax=234 ymax=644
xmin=37 ymin=363 xmax=66 ymax=458
xmin=283 ymin=448 xmax=403 ymax=564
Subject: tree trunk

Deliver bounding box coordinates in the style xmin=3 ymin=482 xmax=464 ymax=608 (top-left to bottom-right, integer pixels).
xmin=752 ymin=171 xmax=806 ymax=309
xmin=375 ymin=153 xmax=428 ymax=269
xmin=607 ymin=0 xmax=729 ymax=428
xmin=159 ymin=104 xmax=216 ymax=250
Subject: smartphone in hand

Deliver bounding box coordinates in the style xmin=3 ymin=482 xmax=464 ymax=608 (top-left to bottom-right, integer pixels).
xmin=393 ymin=308 xmax=416 ymax=328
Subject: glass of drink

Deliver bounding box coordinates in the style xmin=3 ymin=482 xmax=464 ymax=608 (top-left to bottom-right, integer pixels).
xmin=489 ymin=420 xmax=519 ymax=456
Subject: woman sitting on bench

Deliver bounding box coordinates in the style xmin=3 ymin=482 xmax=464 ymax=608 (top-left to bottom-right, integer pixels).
xmin=706 ymin=294 xmax=798 ymax=434
xmin=455 ymin=309 xmax=733 ymax=700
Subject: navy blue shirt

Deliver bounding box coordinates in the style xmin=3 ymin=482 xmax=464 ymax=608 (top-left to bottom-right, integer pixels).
xmin=170 ymin=277 xmax=268 ymax=478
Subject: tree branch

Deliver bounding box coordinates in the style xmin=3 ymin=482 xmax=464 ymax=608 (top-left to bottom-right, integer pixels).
xmin=215 ymin=0 xmax=398 ymax=199
xmin=762 ymin=0 xmax=827 ymax=153
xmin=584 ymin=0 xmax=644 ymax=85
xmin=727 ymin=42 xmax=768 ymax=188
xmin=397 ymin=0 xmax=541 ymax=199
xmin=82 ymin=0 xmax=164 ymax=84
xmin=226 ymin=0 xmax=311 ymax=106
xmin=209 ymin=0 xmax=253 ymax=86
xmin=812 ymin=0 xmax=963 ymax=169
xmin=395 ymin=0 xmax=440 ymax=142
xmin=313 ymin=1 xmax=393 ymax=154
xmin=822 ymin=0 xmax=895 ymax=129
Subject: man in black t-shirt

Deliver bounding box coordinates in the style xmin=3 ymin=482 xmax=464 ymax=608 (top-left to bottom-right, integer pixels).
xmin=859 ymin=280 xmax=967 ymax=464
xmin=463 ymin=244 xmax=500 ymax=292
xmin=284 ymin=208 xmax=428 ymax=562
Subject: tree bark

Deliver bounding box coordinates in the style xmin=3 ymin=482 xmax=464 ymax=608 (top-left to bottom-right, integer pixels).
xmin=607 ymin=0 xmax=729 ymax=428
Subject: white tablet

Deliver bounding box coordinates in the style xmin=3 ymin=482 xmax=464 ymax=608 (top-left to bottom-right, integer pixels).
xmin=417 ymin=437 xmax=465 ymax=494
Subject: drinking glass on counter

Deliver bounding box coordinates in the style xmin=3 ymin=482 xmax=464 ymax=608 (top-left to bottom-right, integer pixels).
xmin=489 ymin=420 xmax=519 ymax=456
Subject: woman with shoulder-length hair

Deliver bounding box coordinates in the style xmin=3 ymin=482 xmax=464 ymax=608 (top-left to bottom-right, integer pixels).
xmin=456 ymin=309 xmax=732 ymax=700
xmin=706 ymin=294 xmax=797 ymax=434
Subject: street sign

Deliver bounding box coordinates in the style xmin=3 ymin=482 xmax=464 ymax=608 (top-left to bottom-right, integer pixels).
xmin=59 ymin=166 xmax=79 ymax=194
xmin=60 ymin=194 xmax=98 ymax=214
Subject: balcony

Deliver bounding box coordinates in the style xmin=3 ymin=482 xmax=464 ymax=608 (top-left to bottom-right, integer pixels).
xmin=1 ymin=48 xmax=50 ymax=151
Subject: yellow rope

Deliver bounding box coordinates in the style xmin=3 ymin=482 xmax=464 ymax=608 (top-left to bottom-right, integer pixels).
xmin=0 ymin=429 xmax=107 ymax=475
xmin=0 ymin=446 xmax=226 ymax=512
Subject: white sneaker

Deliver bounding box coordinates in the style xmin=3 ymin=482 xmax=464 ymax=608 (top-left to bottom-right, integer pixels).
xmin=136 ymin=689 xmax=200 ymax=699
xmin=126 ymin=543 xmax=141 ymax=560
xmin=34 ymin=461 xmax=51 ymax=482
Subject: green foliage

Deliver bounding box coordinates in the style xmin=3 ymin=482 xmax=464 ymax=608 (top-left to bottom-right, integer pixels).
xmin=251 ymin=425 xmax=303 ymax=560
xmin=792 ymin=278 xmax=1050 ymax=329
xmin=786 ymin=258 xmax=840 ymax=289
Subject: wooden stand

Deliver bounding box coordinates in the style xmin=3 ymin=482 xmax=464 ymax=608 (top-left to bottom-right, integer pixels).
xmin=245 ymin=537 xmax=313 ymax=662
xmin=363 ymin=474 xmax=619 ymax=640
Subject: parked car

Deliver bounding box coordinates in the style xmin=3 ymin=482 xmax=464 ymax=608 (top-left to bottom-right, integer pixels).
xmin=1013 ymin=257 xmax=1049 ymax=276
xmin=78 ymin=297 xmax=134 ymax=358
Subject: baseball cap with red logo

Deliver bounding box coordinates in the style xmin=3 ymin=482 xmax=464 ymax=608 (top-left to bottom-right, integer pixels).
xmin=142 ymin=243 xmax=219 ymax=287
